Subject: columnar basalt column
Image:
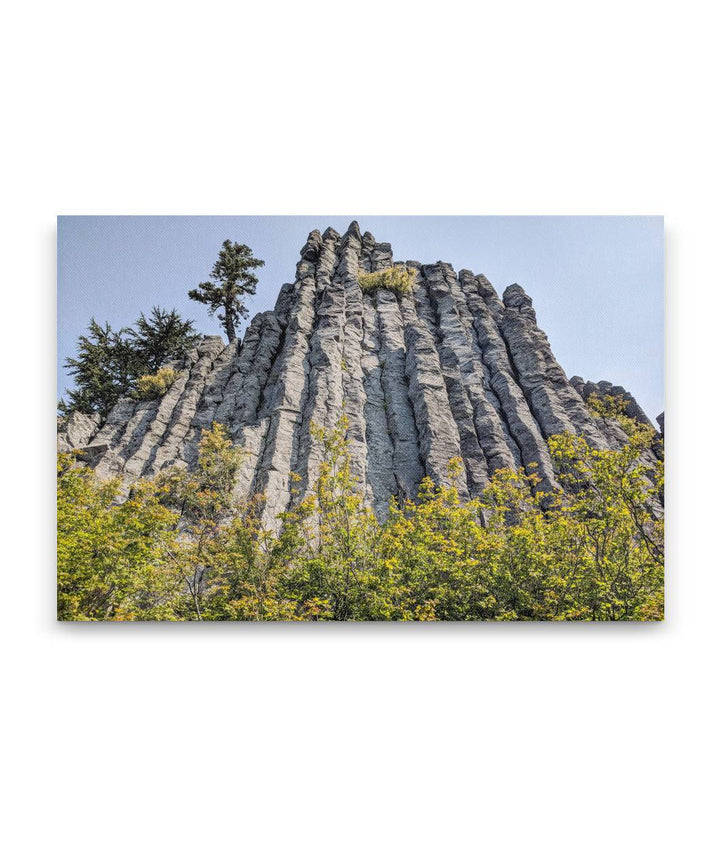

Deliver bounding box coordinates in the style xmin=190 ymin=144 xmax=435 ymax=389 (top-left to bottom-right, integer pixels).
xmin=59 ymin=223 xmax=658 ymax=530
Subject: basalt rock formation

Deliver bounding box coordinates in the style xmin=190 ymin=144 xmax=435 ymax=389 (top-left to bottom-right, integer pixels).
xmin=58 ymin=222 xmax=660 ymax=529
xmin=568 ymin=376 xmax=654 ymax=428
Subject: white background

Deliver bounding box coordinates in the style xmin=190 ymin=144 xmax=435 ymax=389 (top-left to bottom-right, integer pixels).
xmin=1 ymin=1 xmax=717 ymax=854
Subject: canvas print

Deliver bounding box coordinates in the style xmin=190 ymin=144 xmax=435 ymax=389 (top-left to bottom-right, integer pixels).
xmin=57 ymin=217 xmax=664 ymax=621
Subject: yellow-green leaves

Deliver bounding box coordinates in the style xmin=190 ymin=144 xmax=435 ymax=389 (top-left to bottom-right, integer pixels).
xmin=358 ymin=265 xmax=417 ymax=298
xmin=57 ymin=412 xmax=664 ymax=621
xmin=57 ymin=454 xmax=179 ymax=620
xmin=134 ymin=365 xmax=177 ymax=399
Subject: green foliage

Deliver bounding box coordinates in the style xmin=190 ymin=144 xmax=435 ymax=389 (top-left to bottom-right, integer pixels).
xmin=134 ymin=366 xmax=177 ymax=400
xmin=57 ymin=454 xmax=179 ymax=620
xmin=358 ymin=265 xmax=417 ymax=298
xmin=129 ymin=306 xmax=200 ymax=372
xmin=277 ymin=416 xmax=382 ymax=620
xmin=586 ymin=392 xmax=641 ymax=437
xmin=61 ymin=308 xmax=198 ymax=417
xmin=152 ymin=423 xmax=246 ymax=619
xmin=188 ymin=239 xmax=265 ymax=341
xmin=61 ymin=319 xmax=140 ymax=417
xmin=156 ymin=422 xmax=244 ymax=522
xmin=57 ymin=414 xmax=664 ymax=621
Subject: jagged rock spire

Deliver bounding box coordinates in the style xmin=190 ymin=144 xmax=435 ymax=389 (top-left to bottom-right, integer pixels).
xmin=59 ymin=223 xmax=658 ymax=529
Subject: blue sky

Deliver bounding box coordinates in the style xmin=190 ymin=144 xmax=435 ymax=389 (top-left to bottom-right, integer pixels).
xmin=58 ymin=216 xmax=664 ymax=422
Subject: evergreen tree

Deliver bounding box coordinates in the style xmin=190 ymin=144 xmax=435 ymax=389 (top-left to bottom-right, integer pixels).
xmin=129 ymin=306 xmax=200 ymax=372
xmin=61 ymin=309 xmax=198 ymax=417
xmin=188 ymin=240 xmax=264 ymax=341
xmin=62 ymin=319 xmax=139 ymax=417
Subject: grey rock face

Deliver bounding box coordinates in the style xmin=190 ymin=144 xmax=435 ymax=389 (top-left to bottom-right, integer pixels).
xmin=59 ymin=223 xmax=660 ymax=528
xmin=569 ymin=375 xmax=655 ymax=429
xmin=57 ymin=411 xmax=100 ymax=453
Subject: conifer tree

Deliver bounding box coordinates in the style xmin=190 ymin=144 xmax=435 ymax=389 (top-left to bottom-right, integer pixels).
xmin=61 ymin=309 xmax=198 ymax=416
xmin=62 ymin=319 xmax=139 ymax=417
xmin=129 ymin=306 xmax=200 ymax=372
xmin=188 ymin=240 xmax=264 ymax=341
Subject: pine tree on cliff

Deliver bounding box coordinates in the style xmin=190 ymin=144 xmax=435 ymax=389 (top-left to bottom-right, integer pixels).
xmin=62 ymin=319 xmax=138 ymax=417
xmin=189 ymin=240 xmax=265 ymax=342
xmin=60 ymin=309 xmax=200 ymax=416
xmin=129 ymin=307 xmax=201 ymax=372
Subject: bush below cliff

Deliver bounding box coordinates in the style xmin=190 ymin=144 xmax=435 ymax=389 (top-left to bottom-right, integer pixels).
xmin=57 ymin=412 xmax=663 ymax=622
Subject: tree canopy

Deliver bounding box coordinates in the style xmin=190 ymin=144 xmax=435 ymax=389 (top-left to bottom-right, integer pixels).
xmin=60 ymin=308 xmax=200 ymax=417
xmin=188 ymin=240 xmax=265 ymax=341
xmin=129 ymin=307 xmax=200 ymax=372
xmin=60 ymin=319 xmax=139 ymax=417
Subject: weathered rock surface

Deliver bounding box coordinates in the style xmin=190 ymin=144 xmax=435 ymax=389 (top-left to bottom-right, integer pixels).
xmin=58 ymin=222 xmax=661 ymax=528
xmin=569 ymin=376 xmax=656 ymax=428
